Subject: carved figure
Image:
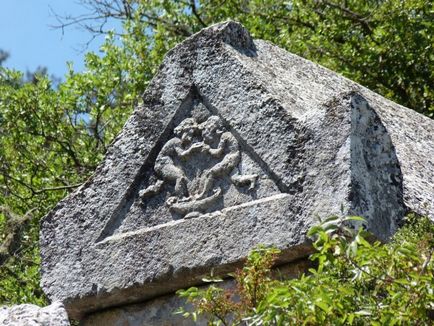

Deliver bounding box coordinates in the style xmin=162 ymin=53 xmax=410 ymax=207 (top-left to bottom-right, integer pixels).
xmin=167 ymin=188 xmax=222 ymax=219
xmin=139 ymin=118 xmax=201 ymax=199
xmin=196 ymin=116 xmax=257 ymax=199
xmin=140 ymin=114 xmax=258 ymax=218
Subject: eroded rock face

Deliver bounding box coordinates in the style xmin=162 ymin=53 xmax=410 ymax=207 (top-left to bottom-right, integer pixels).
xmin=0 ymin=302 xmax=69 ymax=326
xmin=81 ymin=260 xmax=311 ymax=326
xmin=40 ymin=21 xmax=434 ymax=319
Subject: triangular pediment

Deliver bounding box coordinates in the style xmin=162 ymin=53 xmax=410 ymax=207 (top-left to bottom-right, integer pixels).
xmin=97 ymin=92 xmax=284 ymax=242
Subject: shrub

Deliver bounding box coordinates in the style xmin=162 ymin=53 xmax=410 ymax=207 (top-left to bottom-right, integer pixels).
xmin=177 ymin=215 xmax=434 ymax=325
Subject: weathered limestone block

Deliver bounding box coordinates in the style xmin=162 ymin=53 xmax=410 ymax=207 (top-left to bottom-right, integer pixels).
xmin=40 ymin=21 xmax=434 ymax=320
xmin=82 ymin=260 xmax=312 ymax=325
xmin=0 ymin=302 xmax=69 ymax=326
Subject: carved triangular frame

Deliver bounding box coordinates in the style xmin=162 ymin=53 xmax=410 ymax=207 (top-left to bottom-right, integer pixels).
xmin=96 ymin=86 xmax=288 ymax=243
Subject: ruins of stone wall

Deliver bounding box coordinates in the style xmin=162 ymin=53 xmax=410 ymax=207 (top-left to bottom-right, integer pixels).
xmin=38 ymin=21 xmax=434 ymax=324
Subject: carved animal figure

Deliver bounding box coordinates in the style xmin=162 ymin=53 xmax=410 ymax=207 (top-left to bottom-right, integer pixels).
xmin=167 ymin=187 xmax=222 ymax=218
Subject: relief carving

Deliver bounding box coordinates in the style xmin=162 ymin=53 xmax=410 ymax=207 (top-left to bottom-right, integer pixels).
xmin=140 ymin=115 xmax=258 ymax=218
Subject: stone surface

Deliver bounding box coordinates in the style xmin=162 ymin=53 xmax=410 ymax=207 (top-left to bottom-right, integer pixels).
xmin=82 ymin=261 xmax=312 ymax=325
xmin=0 ymin=302 xmax=69 ymax=326
xmin=40 ymin=21 xmax=434 ymax=319
xmin=82 ymin=293 xmax=198 ymax=326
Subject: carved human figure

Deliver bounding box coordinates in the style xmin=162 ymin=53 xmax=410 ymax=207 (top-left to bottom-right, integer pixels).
xmin=140 ymin=118 xmax=201 ymax=199
xmin=196 ymin=116 xmax=257 ymax=199
xmin=141 ymin=114 xmax=258 ymax=219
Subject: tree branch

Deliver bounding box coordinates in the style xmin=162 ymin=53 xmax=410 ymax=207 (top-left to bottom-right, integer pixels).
xmin=0 ymin=207 xmax=36 ymax=266
xmin=321 ymin=0 xmax=374 ymax=35
xmin=189 ymin=0 xmax=207 ymax=28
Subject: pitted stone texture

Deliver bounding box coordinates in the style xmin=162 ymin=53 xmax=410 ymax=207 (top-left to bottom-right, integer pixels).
xmin=82 ymin=289 xmax=205 ymax=326
xmin=82 ymin=261 xmax=311 ymax=326
xmin=0 ymin=302 xmax=69 ymax=326
xmin=41 ymin=21 xmax=434 ymax=319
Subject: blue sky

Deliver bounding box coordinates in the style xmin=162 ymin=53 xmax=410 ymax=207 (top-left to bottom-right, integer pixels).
xmin=1 ymin=1 xmax=119 ymax=79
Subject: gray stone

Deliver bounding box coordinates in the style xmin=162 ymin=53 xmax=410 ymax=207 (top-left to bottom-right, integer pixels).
xmin=0 ymin=302 xmax=69 ymax=326
xmin=82 ymin=293 xmax=199 ymax=326
xmin=40 ymin=21 xmax=434 ymax=320
xmin=82 ymin=261 xmax=311 ymax=325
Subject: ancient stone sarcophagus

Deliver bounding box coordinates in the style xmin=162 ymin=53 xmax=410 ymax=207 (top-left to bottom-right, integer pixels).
xmin=40 ymin=21 xmax=434 ymax=323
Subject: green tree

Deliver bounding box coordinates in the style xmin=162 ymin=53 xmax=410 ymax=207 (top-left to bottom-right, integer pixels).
xmin=0 ymin=0 xmax=433 ymax=305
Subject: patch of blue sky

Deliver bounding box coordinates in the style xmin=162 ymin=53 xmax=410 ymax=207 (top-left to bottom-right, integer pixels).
xmin=0 ymin=1 xmax=121 ymax=80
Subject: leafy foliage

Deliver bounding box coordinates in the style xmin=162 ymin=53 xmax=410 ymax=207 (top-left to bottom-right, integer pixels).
xmin=177 ymin=246 xmax=280 ymax=325
xmin=178 ymin=215 xmax=434 ymax=325
xmin=0 ymin=0 xmax=433 ymax=304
